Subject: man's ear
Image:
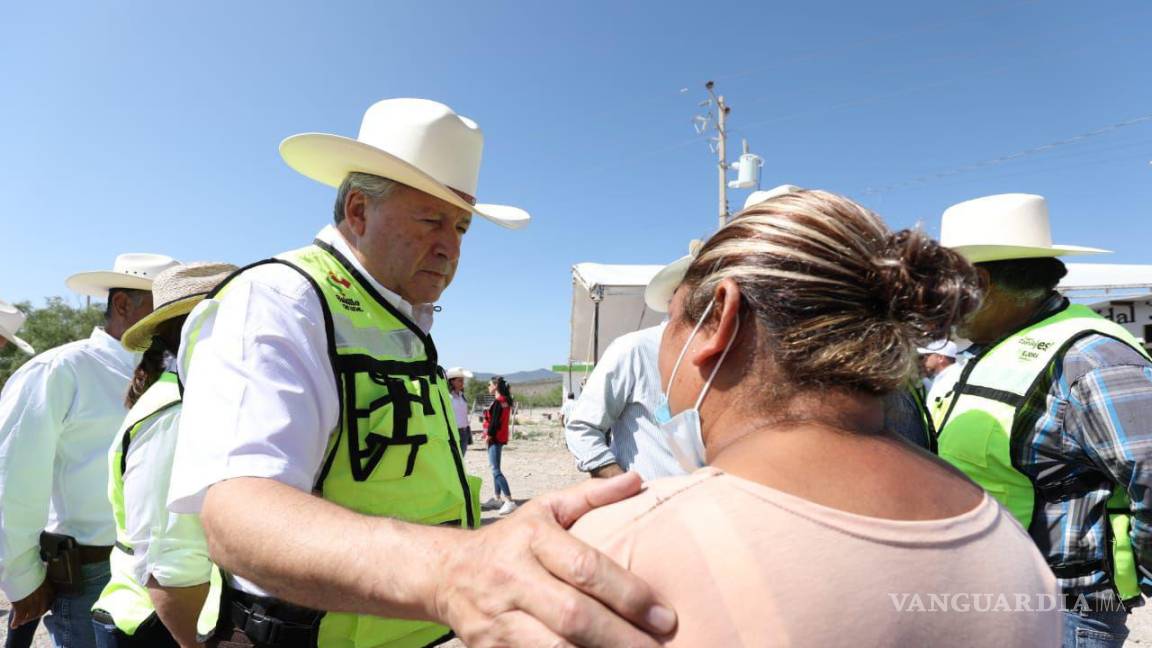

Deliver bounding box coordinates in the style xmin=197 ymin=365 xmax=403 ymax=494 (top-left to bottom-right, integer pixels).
xmin=343 ymin=191 xmax=370 ymax=236
xmin=110 ymin=291 xmax=129 ymax=319
xmin=689 ymin=278 xmax=741 ymax=369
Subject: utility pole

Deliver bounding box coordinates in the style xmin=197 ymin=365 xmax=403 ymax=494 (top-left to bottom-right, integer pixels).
xmin=696 ymin=81 xmax=731 ymax=230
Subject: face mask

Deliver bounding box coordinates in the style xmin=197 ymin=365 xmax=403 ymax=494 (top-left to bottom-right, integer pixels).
xmin=654 ymin=298 xmax=741 ymax=473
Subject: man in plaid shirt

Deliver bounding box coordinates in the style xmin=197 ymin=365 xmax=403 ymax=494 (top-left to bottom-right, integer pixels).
xmin=931 ymin=193 xmax=1152 ymax=647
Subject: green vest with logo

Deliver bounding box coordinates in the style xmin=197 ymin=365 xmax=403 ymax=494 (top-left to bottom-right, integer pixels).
xmin=932 ymin=304 xmax=1147 ymax=601
xmin=204 ymin=240 xmax=480 ymax=647
xmin=92 ymin=372 xmax=223 ymax=636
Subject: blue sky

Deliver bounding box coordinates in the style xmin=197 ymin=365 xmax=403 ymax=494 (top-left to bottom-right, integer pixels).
xmin=2 ymin=0 xmax=1150 ymax=373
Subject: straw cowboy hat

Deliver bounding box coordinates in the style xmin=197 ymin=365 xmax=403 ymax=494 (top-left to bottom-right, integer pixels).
xmin=279 ymin=98 xmax=530 ymax=230
xmin=445 ymin=367 xmax=474 ymax=380
xmin=940 ymin=193 xmax=1109 ymax=264
xmin=645 ymin=184 xmax=803 ymax=313
xmin=121 ymin=262 xmax=238 ymax=352
xmin=0 ymin=300 xmax=35 ymax=355
xmin=66 ymin=253 xmax=180 ymax=297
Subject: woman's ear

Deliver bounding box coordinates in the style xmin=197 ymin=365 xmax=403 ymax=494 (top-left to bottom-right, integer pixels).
xmin=689 ymin=278 xmax=741 ymax=369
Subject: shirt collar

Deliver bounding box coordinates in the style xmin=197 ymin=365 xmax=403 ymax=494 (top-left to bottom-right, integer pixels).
xmin=90 ymin=326 xmax=139 ymax=367
xmin=316 ymin=225 xmax=415 ymax=320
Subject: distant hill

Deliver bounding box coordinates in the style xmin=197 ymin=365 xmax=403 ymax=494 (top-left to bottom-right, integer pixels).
xmin=473 ymin=368 xmax=561 ymax=384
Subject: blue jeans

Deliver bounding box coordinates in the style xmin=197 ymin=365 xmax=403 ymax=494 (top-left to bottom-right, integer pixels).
xmin=1063 ymin=609 xmax=1129 ymax=647
xmin=488 ymin=443 xmax=511 ymax=498
xmin=42 ymin=561 xmax=109 ymax=648
xmin=92 ymin=614 xmax=179 ymax=648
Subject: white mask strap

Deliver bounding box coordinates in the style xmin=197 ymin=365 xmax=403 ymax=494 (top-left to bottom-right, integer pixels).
xmin=694 ymin=314 xmax=740 ymax=410
xmin=664 ymin=298 xmax=716 ymax=393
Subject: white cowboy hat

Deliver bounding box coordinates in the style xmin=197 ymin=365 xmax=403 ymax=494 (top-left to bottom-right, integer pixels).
xmin=121 ymin=262 xmax=237 ymax=352
xmin=940 ymin=193 xmax=1109 ymax=264
xmin=280 ymin=98 xmax=530 ymax=230
xmin=743 ymin=184 xmax=803 ymax=210
xmin=66 ymin=253 xmax=180 ymax=297
xmin=445 ymin=367 xmax=474 ymax=380
xmin=645 ymin=184 xmax=804 ymax=313
xmin=0 ymin=300 xmax=35 ymax=355
xmin=917 ymin=339 xmax=958 ymax=359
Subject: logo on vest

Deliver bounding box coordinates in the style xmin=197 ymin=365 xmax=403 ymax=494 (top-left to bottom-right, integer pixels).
xmin=327 ymin=272 xmax=363 ymax=312
xmin=327 ymin=271 xmax=351 ymax=292
xmin=1016 ymin=336 xmax=1053 ymax=361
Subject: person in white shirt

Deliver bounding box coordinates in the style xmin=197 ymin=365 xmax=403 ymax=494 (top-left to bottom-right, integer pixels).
xmin=0 ymin=253 xmax=177 ymax=648
xmin=917 ymin=339 xmax=959 ymax=394
xmin=166 ymin=99 xmax=675 ymax=647
xmin=564 ymin=324 xmax=687 ymax=480
xmin=90 ymin=262 xmax=236 ymax=648
xmin=559 ymin=392 xmax=576 ymax=427
xmin=565 ymin=185 xmax=807 ymax=482
xmin=446 ymin=367 xmax=473 ymax=453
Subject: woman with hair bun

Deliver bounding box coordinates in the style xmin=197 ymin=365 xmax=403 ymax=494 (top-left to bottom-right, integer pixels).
xmin=572 ymin=190 xmax=1060 ymax=646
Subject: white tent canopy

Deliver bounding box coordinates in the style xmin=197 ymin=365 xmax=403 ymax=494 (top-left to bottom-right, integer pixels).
xmin=1061 ymin=264 xmax=1152 ymax=301
xmin=565 ymin=261 xmax=1152 ymax=365
xmin=569 ymin=263 xmax=665 ymax=364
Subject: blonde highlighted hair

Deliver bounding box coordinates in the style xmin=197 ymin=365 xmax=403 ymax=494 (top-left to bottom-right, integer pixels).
xmin=679 ymin=189 xmax=982 ymax=394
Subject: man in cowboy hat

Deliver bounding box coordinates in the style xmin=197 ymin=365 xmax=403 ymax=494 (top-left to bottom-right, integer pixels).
xmin=0 ymin=253 xmax=176 ymax=648
xmin=167 ymin=98 xmax=675 ymax=648
xmin=930 ymin=193 xmax=1152 ymax=646
xmin=445 ymin=367 xmax=474 ymax=454
xmin=565 ymin=187 xmax=806 ymax=482
xmin=0 ymin=300 xmax=35 ymax=357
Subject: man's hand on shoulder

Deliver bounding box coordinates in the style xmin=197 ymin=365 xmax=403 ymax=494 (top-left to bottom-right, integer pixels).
xmin=434 ymin=473 xmax=675 ymax=647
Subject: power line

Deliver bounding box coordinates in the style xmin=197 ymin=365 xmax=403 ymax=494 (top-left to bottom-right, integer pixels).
xmin=861 ymin=114 xmax=1152 ymax=195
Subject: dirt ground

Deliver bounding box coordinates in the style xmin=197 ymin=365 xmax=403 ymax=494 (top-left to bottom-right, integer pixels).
xmin=7 ymin=413 xmax=1152 ymax=646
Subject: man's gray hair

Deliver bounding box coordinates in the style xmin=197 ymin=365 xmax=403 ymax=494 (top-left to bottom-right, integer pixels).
xmin=333 ymin=172 xmax=399 ymax=224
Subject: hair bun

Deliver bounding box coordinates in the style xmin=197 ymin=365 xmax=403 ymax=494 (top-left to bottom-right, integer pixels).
xmin=874 ymin=229 xmax=982 ymax=340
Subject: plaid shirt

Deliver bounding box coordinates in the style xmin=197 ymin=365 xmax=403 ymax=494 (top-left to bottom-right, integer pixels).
xmin=981 ymin=296 xmax=1152 ymax=606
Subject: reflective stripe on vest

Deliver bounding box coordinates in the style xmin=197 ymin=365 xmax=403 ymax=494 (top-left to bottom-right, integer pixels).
xmin=933 ymin=303 xmax=1148 ymax=601
xmin=208 ymin=241 xmax=478 ymax=647
xmin=93 ymin=373 xmax=223 ymax=636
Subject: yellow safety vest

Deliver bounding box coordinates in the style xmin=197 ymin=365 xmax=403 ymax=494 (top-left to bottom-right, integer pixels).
xmin=200 ymin=240 xmax=481 ymax=647
xmin=932 ymin=304 xmax=1146 ymax=601
xmin=92 ymin=372 xmax=222 ymax=636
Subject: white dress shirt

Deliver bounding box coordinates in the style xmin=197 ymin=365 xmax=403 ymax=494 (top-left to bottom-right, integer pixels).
xmin=0 ymin=328 xmax=138 ymax=600
xmin=168 ymin=226 xmax=423 ymax=596
xmin=564 ymin=323 xmax=685 ymax=481
xmin=121 ymin=404 xmax=212 ymax=588
xmin=451 ymin=391 xmax=470 ymax=429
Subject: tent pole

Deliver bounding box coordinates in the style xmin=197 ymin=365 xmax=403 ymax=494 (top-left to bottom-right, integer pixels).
xmin=593 ymin=300 xmax=600 ymax=363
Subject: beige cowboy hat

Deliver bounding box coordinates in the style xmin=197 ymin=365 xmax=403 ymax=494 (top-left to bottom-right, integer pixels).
xmin=66 ymin=253 xmax=180 ymax=297
xmin=121 ymin=262 xmax=238 ymax=352
xmin=280 ymin=98 xmax=530 ymax=230
xmin=445 ymin=367 xmax=474 ymax=380
xmin=0 ymin=300 xmax=35 ymax=355
xmin=743 ymin=184 xmax=803 ymax=210
xmin=940 ymin=193 xmax=1109 ymax=264
xmin=645 ymin=184 xmax=804 ymax=313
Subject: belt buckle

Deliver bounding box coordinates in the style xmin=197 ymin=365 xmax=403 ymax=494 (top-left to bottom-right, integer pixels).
xmin=243 ymin=608 xmax=282 ymax=645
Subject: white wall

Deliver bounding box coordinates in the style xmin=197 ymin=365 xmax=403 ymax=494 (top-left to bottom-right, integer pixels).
xmin=1091 ymin=298 xmax=1152 ymax=344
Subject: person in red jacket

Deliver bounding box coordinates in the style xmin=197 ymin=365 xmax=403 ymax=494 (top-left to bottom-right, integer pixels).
xmin=483 ymin=377 xmax=516 ymax=515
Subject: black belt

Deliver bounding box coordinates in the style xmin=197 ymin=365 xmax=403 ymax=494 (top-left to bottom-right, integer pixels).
xmin=229 ymin=589 xmax=323 ymax=647
xmin=78 ymin=544 xmax=113 ymax=564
